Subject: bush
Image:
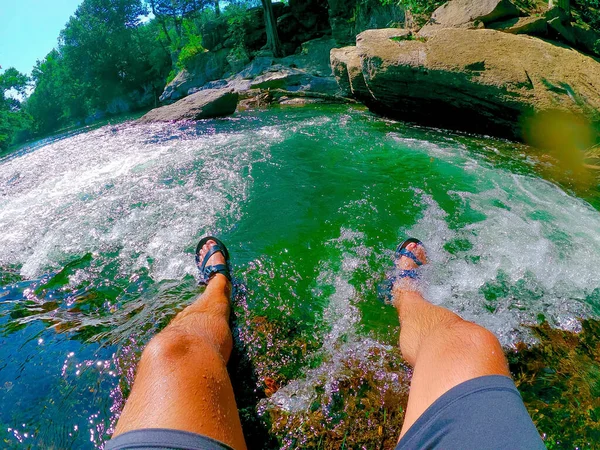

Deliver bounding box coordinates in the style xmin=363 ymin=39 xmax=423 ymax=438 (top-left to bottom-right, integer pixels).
xmin=176 ymin=34 xmax=205 ymax=70
xmin=574 ymin=0 xmax=600 ymax=31
xmin=381 ymin=0 xmax=446 ymax=26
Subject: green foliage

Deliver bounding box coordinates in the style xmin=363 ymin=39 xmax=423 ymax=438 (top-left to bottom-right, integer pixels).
xmin=224 ymin=4 xmax=251 ymax=69
xmin=175 ymin=20 xmax=206 ymax=70
xmin=25 ymin=0 xmax=171 ymax=136
xmin=573 ymin=0 xmax=600 ymax=31
xmin=381 ymin=0 xmax=444 ymax=20
xmin=0 ymin=67 xmax=31 ymax=152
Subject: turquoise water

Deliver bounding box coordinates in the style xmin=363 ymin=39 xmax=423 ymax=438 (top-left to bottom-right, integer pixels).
xmin=0 ymin=105 xmax=599 ymax=448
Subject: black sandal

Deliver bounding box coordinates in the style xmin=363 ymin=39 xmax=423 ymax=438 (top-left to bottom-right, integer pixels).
xmin=195 ymin=236 xmax=232 ymax=285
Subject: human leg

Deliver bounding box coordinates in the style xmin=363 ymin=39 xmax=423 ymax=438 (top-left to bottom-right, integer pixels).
xmin=111 ymin=240 xmax=247 ymax=450
xmin=393 ymin=242 xmax=510 ymax=439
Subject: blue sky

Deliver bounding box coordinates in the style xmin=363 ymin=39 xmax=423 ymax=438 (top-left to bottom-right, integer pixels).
xmin=0 ymin=0 xmax=83 ymax=76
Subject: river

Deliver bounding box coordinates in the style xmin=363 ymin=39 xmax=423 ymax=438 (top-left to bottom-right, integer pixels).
xmin=1 ymin=104 xmax=599 ymax=448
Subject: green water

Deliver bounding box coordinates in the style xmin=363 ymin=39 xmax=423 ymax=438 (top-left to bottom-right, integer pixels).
xmin=0 ymin=105 xmax=599 ymax=448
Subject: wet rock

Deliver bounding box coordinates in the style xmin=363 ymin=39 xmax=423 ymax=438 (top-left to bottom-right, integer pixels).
xmin=279 ymin=97 xmax=326 ymax=105
xmin=331 ymin=27 xmax=600 ymax=139
xmin=139 ymin=88 xmax=239 ymax=123
xmin=159 ymin=48 xmax=231 ymax=103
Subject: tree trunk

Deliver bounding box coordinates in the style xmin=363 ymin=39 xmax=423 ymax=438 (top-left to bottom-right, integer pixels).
xmin=261 ymin=0 xmax=283 ymax=57
xmin=214 ymin=0 xmax=220 ymax=16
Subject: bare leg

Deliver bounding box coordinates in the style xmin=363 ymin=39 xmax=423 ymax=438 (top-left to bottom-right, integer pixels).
xmin=394 ymin=243 xmax=510 ymax=439
xmin=113 ymin=241 xmax=247 ymax=450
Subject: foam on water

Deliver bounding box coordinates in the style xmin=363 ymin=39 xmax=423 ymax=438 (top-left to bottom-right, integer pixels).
xmin=392 ymin=135 xmax=600 ymax=344
xmin=0 ymin=121 xmax=278 ymax=280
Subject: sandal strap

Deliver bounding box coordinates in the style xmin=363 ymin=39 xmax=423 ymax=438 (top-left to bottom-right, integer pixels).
xmin=397 ymin=248 xmax=424 ymax=266
xmin=202 ymin=264 xmax=230 ymax=282
xmin=200 ymin=244 xmax=223 ymax=272
xmin=398 ymin=269 xmax=420 ymax=279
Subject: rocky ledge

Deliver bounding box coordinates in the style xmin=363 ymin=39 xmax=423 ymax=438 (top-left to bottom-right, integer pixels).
xmin=331 ymin=27 xmax=600 ymax=140
xmin=139 ymin=88 xmax=239 ymax=123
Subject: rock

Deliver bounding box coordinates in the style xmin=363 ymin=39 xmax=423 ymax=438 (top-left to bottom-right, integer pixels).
xmin=573 ymin=23 xmax=600 ymax=57
xmin=250 ymin=67 xmax=309 ymax=90
xmin=187 ymin=79 xmax=228 ymax=95
xmin=331 ymin=46 xmax=372 ymax=101
xmin=159 ymin=49 xmax=230 ymax=103
xmin=227 ymin=48 xmax=251 ymax=74
xmin=331 ymin=27 xmax=600 ymax=139
xmin=281 ymin=37 xmax=338 ymax=76
xmin=279 ymin=97 xmax=326 ymax=105
xmin=487 ymin=16 xmax=548 ymax=36
xmin=139 ymin=88 xmax=239 ymax=123
xmin=332 ymin=29 xmax=410 ymax=100
xmin=200 ymin=19 xmax=229 ymax=52
xmin=327 ymin=0 xmax=404 ymax=46
xmin=237 ymin=57 xmax=278 ymax=79
xmin=419 ymin=19 xmax=483 ymax=37
xmin=300 ymin=75 xmax=340 ymax=95
xmin=428 ymin=0 xmax=520 ymax=27
xmin=547 ymin=16 xmax=577 ymax=45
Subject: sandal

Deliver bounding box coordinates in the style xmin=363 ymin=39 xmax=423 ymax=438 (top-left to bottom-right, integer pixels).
xmin=378 ymin=237 xmax=425 ymax=303
xmin=195 ymin=236 xmax=232 ymax=285
xmin=394 ymin=237 xmax=425 ymax=280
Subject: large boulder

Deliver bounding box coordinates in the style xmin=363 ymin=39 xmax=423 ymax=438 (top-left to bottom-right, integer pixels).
xmin=139 ymin=88 xmax=239 ymax=123
xmin=159 ymin=48 xmax=231 ymax=103
xmin=331 ymin=27 xmax=600 ymax=139
xmin=429 ymin=0 xmax=521 ymax=27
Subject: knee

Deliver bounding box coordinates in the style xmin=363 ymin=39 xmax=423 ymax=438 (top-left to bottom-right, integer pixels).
xmin=451 ymin=321 xmax=502 ymax=352
xmin=448 ymin=321 xmax=509 ymax=372
xmin=142 ymin=330 xmax=223 ymax=369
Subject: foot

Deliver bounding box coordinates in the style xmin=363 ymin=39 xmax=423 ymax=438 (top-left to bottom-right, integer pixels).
xmin=197 ymin=239 xmax=230 ymax=286
xmin=393 ymin=242 xmax=428 ymax=292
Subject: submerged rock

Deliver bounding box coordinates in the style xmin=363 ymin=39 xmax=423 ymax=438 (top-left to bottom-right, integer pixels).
xmin=331 ymin=27 xmax=600 ymax=139
xmin=139 ymin=88 xmax=239 ymax=123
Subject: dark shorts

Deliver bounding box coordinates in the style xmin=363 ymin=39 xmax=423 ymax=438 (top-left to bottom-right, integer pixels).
xmin=105 ymin=428 xmax=234 ymax=450
xmin=106 ymin=376 xmax=545 ymax=450
xmin=396 ymin=375 xmax=546 ymax=450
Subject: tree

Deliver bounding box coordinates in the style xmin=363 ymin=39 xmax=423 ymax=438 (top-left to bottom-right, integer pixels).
xmin=26 ymin=0 xmax=170 ymax=136
xmin=147 ymin=0 xmax=215 ymax=46
xmin=0 ymin=67 xmax=30 ymax=151
xmin=261 ymin=0 xmax=283 ymax=57
xmin=26 ymin=50 xmax=72 ymax=134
